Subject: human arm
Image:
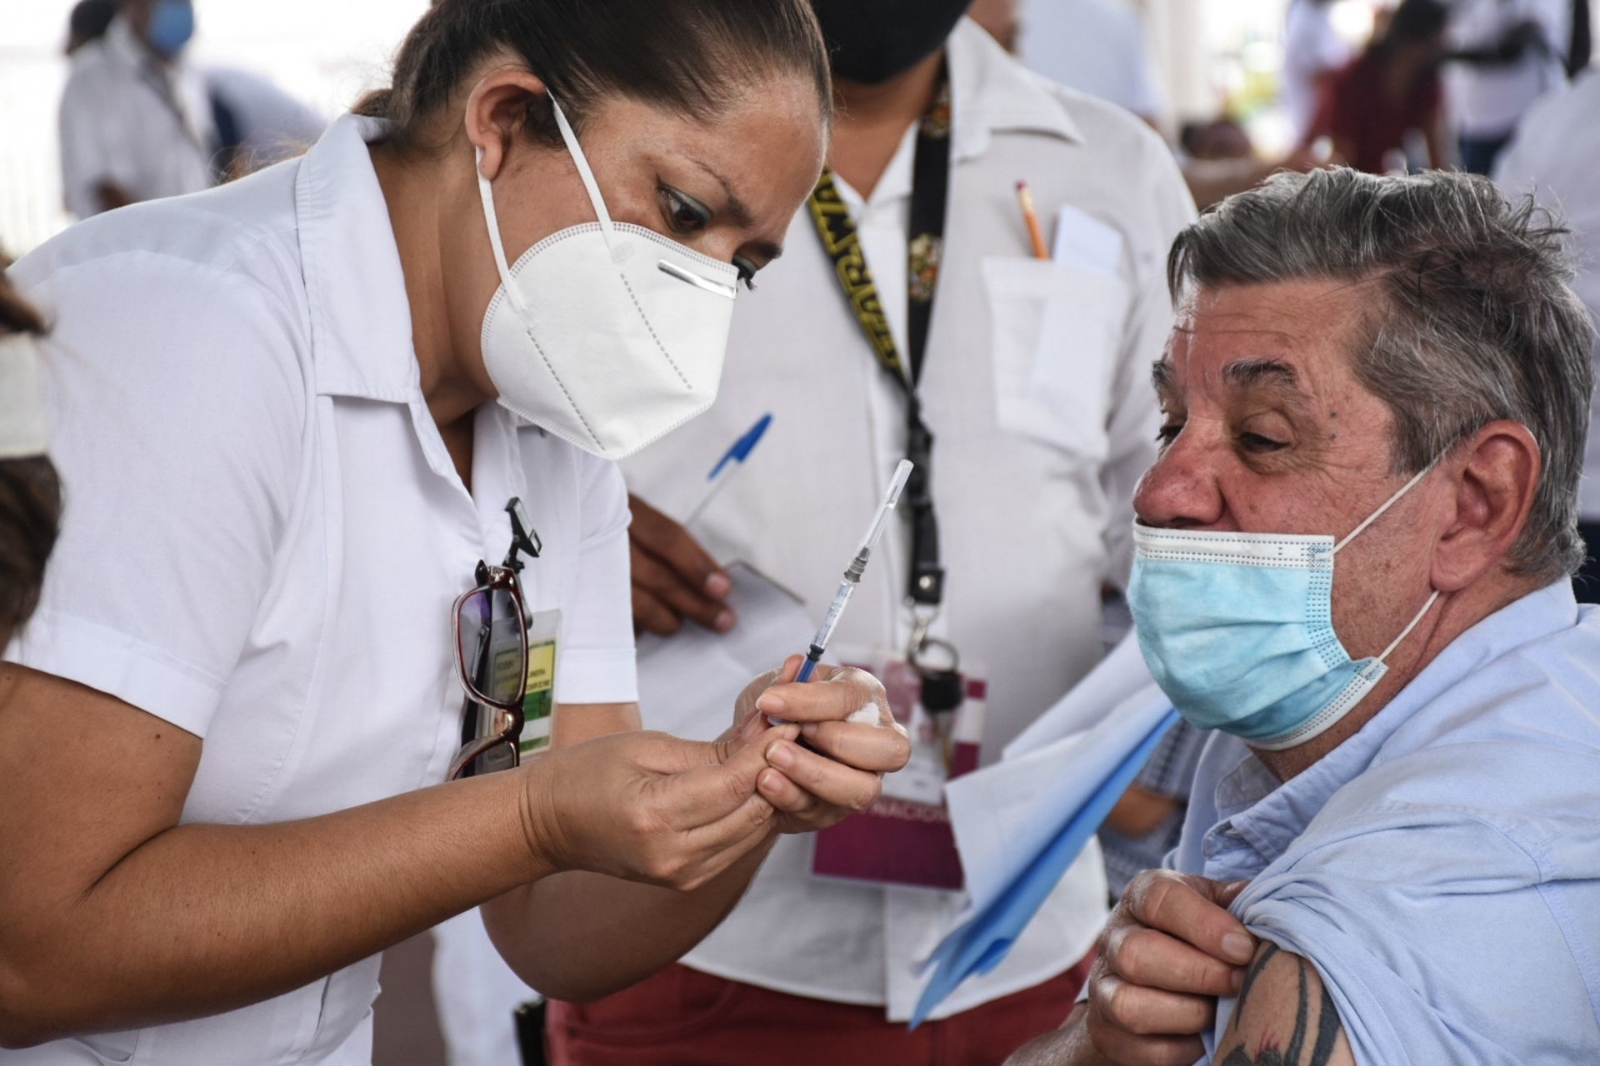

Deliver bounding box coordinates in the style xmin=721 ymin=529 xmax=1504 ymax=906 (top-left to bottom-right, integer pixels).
xmin=484 ymin=659 xmax=910 ymax=1001
xmin=1211 ymin=943 xmax=1354 ymax=1066
xmin=1003 ymin=871 xmax=1255 ymax=1066
xmin=0 ymin=668 xmax=788 ymax=1047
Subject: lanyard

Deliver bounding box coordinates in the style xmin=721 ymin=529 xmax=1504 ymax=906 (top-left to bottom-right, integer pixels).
xmin=807 ymin=66 xmax=953 ymax=627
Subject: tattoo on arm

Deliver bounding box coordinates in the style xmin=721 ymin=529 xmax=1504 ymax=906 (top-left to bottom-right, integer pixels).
xmin=1217 ymin=942 xmax=1353 ymax=1066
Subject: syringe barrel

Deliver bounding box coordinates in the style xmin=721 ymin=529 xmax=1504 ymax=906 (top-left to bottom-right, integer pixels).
xmin=809 ymin=580 xmax=856 ymax=653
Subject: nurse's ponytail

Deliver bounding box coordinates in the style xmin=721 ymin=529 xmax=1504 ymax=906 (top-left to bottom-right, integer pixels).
xmin=355 ymin=0 xmax=831 ymax=151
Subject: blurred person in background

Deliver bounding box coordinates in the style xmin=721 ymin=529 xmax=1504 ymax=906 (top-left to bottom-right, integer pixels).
xmin=527 ymin=6 xmax=1195 ymax=1064
xmin=1444 ymin=0 xmax=1578 ymax=173
xmin=1283 ymin=0 xmax=1354 ymax=143
xmin=205 ymin=68 xmax=327 ymax=179
xmin=1496 ymin=70 xmax=1600 ymax=602
xmin=63 ymin=0 xmax=116 ymax=57
xmin=58 ymin=0 xmax=218 ymax=218
xmin=1016 ymin=0 xmax=1163 ymax=125
xmin=1306 ymin=0 xmax=1452 ymax=173
xmin=0 ymin=276 xmax=61 ymax=654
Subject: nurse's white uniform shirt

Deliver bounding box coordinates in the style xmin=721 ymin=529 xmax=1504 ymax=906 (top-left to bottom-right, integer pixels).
xmin=5 ymin=115 xmax=638 ymax=1065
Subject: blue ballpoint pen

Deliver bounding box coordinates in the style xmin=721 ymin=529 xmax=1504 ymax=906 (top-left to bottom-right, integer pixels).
xmin=794 ymin=460 xmax=915 ymax=684
xmin=684 ymin=413 xmax=772 ymax=524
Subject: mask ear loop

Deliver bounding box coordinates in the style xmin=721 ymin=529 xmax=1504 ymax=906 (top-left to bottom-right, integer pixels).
xmin=547 ymin=94 xmax=620 ymax=250
xmin=1332 ymin=460 xmax=1439 ymax=554
xmin=1333 ymin=459 xmax=1444 ymax=675
xmin=475 ymin=145 xmax=533 ymax=323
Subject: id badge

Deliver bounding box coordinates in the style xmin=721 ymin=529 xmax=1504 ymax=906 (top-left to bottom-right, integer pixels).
xmin=810 ymin=649 xmax=986 ymax=892
xmin=464 ymin=608 xmax=561 ymax=775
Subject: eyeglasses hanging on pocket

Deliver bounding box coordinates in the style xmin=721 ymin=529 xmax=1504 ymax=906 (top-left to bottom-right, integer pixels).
xmin=448 ymin=498 xmax=545 ymax=781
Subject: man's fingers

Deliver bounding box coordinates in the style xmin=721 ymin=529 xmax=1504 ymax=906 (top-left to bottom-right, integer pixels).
xmin=754 ymin=665 xmax=887 ymax=723
xmin=798 ymin=720 xmax=912 ymax=774
xmin=1090 ymin=972 xmax=1217 ymax=1037
xmin=629 ymin=495 xmax=731 ymax=600
xmin=763 ymin=739 xmax=881 ymax=813
xmin=1127 ymin=872 xmax=1257 ymax=965
xmin=631 ymin=546 xmax=733 ymax=633
xmin=1104 ymin=923 xmax=1245 ymax=997
xmin=1084 ymin=1002 xmax=1208 ymax=1066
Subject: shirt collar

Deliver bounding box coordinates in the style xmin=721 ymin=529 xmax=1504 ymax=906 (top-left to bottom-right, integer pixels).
xmin=947 ymin=18 xmax=1084 ymax=163
xmin=852 ymin=19 xmax=1085 ymax=207
xmin=1208 ymin=581 xmax=1581 ymax=867
xmin=294 ymin=114 xmax=420 ymax=403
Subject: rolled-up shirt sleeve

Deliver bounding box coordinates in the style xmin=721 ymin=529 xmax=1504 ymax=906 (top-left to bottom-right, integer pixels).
xmin=1228 ymin=811 xmax=1596 ymax=1066
xmin=6 ymin=251 xmax=305 ymax=737
xmin=551 ymin=454 xmax=638 ymax=706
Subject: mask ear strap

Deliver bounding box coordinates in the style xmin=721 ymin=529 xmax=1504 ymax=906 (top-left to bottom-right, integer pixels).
xmin=547 ymin=94 xmax=619 ymax=247
xmin=1376 ymin=589 xmax=1440 ymax=664
xmin=1333 ymin=460 xmax=1438 ymax=554
xmin=475 ymin=145 xmax=533 ymax=321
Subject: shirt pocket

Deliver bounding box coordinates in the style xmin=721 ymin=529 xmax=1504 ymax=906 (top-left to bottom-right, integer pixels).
xmin=981 ymin=256 xmax=1129 ymax=463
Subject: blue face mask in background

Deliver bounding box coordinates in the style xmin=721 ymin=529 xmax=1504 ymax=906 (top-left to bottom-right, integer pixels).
xmin=1127 ymin=463 xmax=1440 ymax=751
xmin=145 ymin=0 xmax=195 ymax=58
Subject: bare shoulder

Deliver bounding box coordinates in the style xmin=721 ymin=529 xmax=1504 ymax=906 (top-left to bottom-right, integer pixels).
xmin=1216 ymin=941 xmax=1355 ymax=1066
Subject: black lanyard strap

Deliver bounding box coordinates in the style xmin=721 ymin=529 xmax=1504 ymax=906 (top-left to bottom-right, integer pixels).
xmin=807 ymin=65 xmax=952 ymax=611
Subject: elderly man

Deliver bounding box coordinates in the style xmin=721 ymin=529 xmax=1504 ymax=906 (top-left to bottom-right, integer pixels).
xmin=1011 ymin=168 xmax=1600 ymax=1065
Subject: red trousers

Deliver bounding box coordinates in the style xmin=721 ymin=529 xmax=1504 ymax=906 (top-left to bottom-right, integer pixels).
xmin=546 ymin=953 xmax=1093 ymax=1066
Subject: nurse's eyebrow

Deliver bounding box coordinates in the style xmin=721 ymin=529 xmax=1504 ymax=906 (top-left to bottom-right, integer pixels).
xmin=688 ymin=157 xmax=784 ymax=261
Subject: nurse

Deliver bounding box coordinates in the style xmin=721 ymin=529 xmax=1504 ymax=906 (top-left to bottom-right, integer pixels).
xmin=0 ymin=1 xmax=907 ymax=1063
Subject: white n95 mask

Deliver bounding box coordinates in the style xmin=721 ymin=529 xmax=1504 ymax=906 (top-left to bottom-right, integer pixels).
xmin=476 ymin=95 xmax=740 ymax=460
xmin=0 ymin=333 xmax=49 ymax=459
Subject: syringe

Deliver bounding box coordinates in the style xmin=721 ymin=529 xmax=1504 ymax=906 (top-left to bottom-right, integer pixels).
xmin=794 ymin=459 xmax=915 ymax=683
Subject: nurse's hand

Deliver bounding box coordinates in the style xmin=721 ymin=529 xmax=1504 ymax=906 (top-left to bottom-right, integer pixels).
xmin=628 ymin=494 xmax=735 ymax=637
xmin=522 ymin=726 xmax=793 ymax=892
xmin=725 ymin=656 xmax=911 ymax=834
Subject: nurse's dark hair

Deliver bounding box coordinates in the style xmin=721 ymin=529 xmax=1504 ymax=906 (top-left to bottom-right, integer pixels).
xmin=0 ymin=274 xmax=62 ymax=637
xmin=354 ymin=0 xmax=831 ymax=149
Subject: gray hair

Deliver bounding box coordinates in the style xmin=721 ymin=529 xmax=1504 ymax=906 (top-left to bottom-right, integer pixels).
xmin=1168 ymin=167 xmax=1596 ymax=581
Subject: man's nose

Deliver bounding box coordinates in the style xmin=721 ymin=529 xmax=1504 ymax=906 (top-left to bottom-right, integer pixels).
xmin=1134 ymin=433 xmax=1227 ymax=530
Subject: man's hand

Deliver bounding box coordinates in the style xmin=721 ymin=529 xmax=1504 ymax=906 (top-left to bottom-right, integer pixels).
xmin=628 ymin=494 xmax=734 ymax=636
xmin=521 ymin=727 xmax=794 ymax=892
xmin=723 ymin=656 xmax=911 ymax=834
xmin=1049 ymin=871 xmax=1258 ymax=1066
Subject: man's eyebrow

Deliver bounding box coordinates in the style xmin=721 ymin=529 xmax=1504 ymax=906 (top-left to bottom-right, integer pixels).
xmin=689 ymin=157 xmax=783 ymax=262
xmin=1221 ymin=358 xmax=1309 ymax=402
xmin=1151 ymin=360 xmax=1176 ymax=396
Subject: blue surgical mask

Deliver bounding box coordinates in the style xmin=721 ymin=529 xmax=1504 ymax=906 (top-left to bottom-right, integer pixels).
xmin=146 ymin=0 xmax=195 ymax=58
xmin=1126 ymin=465 xmax=1440 ymax=751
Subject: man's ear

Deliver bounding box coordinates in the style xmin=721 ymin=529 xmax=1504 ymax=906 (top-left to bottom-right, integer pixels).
xmin=464 ymin=67 xmax=550 ymax=182
xmin=1430 ymin=420 xmax=1541 ymax=592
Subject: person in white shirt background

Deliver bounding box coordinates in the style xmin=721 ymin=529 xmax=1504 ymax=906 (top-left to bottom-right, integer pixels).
xmin=430 ymin=6 xmax=1192 ymax=1064
xmin=1444 ymin=0 xmax=1576 ymax=172
xmin=57 ymin=0 xmax=218 ymax=218
xmin=0 ymin=2 xmax=914 ymax=1063
xmin=1495 ymin=69 xmax=1600 ymax=600
xmin=1015 ymin=0 xmax=1165 ymax=125
xmin=1282 ymin=0 xmax=1355 ymax=143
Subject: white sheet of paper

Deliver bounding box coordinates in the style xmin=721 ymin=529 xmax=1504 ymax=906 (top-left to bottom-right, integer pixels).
xmin=1052 ymin=203 xmax=1124 ymax=277
xmin=635 ymin=562 xmax=817 ymax=742
xmin=945 ymin=679 xmax=1172 ymax=912
xmin=1003 ymin=630 xmax=1156 ymax=760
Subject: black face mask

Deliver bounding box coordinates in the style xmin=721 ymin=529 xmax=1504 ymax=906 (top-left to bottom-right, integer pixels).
xmin=810 ymin=0 xmax=972 ymax=85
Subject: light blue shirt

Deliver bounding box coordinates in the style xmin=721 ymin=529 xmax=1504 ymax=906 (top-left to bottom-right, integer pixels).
xmin=1169 ymin=582 xmax=1600 ymax=1064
